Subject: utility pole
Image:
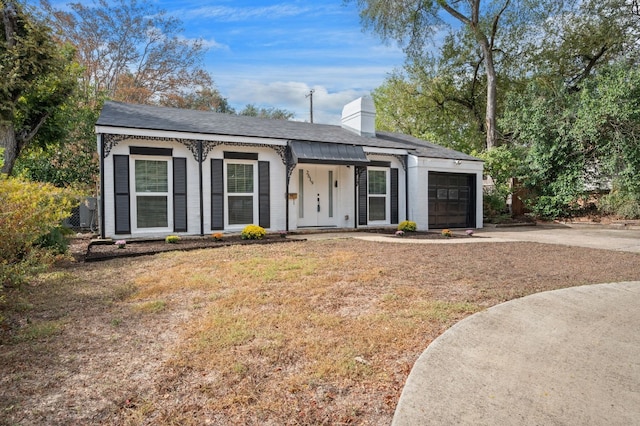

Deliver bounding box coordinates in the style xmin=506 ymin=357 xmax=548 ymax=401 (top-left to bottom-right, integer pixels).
xmin=305 ymin=89 xmax=315 ymax=123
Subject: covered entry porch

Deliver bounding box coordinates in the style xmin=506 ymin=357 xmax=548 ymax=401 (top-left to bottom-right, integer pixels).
xmin=285 ymin=140 xmax=405 ymax=231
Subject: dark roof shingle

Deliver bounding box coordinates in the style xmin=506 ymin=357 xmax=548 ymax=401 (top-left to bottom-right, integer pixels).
xmin=96 ymin=101 xmax=480 ymax=161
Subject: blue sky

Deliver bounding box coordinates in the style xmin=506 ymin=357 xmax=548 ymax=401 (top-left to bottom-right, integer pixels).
xmin=30 ymin=0 xmax=408 ymax=124
xmin=150 ymin=1 xmax=405 ymax=124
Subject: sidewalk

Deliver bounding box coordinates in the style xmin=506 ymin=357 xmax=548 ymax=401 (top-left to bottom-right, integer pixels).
xmin=392 ymin=281 xmax=640 ymax=425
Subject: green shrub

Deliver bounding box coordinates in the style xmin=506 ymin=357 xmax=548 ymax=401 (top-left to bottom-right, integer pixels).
xmin=0 ymin=174 xmax=76 ymax=288
xmin=165 ymin=235 xmax=180 ymax=244
xmin=241 ymin=224 xmax=266 ymax=240
xmin=35 ymin=226 xmax=72 ymax=254
xmin=398 ymin=220 xmax=417 ymax=232
xmin=600 ymin=187 xmax=640 ymax=219
xmin=483 ymin=187 xmax=510 ymax=222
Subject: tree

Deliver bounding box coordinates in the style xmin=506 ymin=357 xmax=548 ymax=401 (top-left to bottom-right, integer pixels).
xmin=0 ymin=0 xmax=77 ymax=175
xmin=239 ymin=104 xmax=295 ymax=120
xmin=355 ymin=0 xmax=545 ymax=149
xmin=373 ymin=28 xmax=491 ymax=153
xmin=14 ymin=91 xmax=100 ymax=191
xmin=160 ymin=87 xmax=235 ymax=113
xmin=27 ymin=0 xmax=221 ymax=190
xmin=498 ymin=0 xmax=640 ymax=218
xmin=41 ymin=0 xmax=213 ymax=106
xmin=515 ymin=0 xmax=640 ymax=92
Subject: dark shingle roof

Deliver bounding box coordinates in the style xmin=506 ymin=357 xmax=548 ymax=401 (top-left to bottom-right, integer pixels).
xmin=96 ymin=101 xmax=480 ymax=161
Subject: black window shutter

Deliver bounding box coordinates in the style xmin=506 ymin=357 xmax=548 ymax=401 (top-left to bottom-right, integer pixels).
xmin=391 ymin=168 xmax=399 ymax=224
xmin=173 ymin=157 xmax=187 ymax=232
xmin=258 ymin=161 xmax=270 ymax=228
xmin=357 ymin=167 xmax=367 ymax=226
xmin=113 ymin=155 xmax=131 ymax=234
xmin=211 ymin=159 xmax=224 ymax=230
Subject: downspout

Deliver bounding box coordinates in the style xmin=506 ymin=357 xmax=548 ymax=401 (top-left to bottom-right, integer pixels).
xmin=285 ymin=181 xmax=290 ymax=232
xmin=353 ymin=166 xmax=358 ymax=229
xmin=198 ymin=140 xmax=204 ymax=236
xmin=405 ymin=155 xmax=409 ymax=221
xmin=285 ymin=142 xmax=290 ymax=232
xmin=99 ymin=134 xmax=106 ymax=239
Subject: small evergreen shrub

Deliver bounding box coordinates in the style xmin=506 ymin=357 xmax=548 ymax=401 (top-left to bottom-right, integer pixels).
xmin=600 ymin=187 xmax=640 ymax=219
xmin=35 ymin=226 xmax=72 ymax=254
xmin=165 ymin=235 xmax=180 ymax=244
xmin=483 ymin=187 xmax=510 ymax=222
xmin=241 ymin=224 xmax=266 ymax=240
xmin=398 ymin=220 xmax=417 ymax=232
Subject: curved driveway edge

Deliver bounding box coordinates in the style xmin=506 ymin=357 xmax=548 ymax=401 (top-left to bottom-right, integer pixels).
xmin=393 ymin=281 xmax=640 ymax=425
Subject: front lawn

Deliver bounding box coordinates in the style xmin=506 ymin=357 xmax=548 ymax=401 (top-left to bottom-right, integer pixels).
xmin=1 ymin=239 xmax=639 ymax=424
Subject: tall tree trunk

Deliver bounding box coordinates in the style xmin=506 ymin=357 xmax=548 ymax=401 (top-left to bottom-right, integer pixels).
xmin=481 ymin=40 xmax=498 ymax=150
xmin=0 ymin=122 xmax=18 ymax=175
xmin=2 ymin=1 xmax=18 ymax=49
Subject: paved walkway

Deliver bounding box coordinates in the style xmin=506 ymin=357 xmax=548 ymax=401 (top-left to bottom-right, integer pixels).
xmin=292 ymin=225 xmax=640 ymax=424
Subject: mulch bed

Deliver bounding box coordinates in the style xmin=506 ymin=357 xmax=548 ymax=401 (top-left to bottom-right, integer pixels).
xmin=81 ymin=230 xmax=474 ymax=262
xmin=84 ymin=235 xmax=301 ymax=262
xmin=364 ymin=229 xmax=474 ymax=240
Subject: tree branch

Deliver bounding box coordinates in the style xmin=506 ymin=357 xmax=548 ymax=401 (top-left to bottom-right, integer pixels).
xmin=490 ymin=0 xmax=511 ymax=50
xmin=437 ymin=0 xmax=471 ymax=26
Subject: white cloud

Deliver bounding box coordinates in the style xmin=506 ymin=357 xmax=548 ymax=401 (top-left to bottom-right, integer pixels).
xmin=177 ymin=35 xmax=229 ymax=50
xmin=184 ymin=4 xmax=309 ymax=22
xmin=224 ymin=80 xmax=370 ymax=125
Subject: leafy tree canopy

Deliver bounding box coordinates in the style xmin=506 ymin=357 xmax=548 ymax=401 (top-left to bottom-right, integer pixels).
xmin=0 ymin=0 xmax=77 ymax=175
xmin=40 ymin=0 xmax=214 ymax=106
xmin=239 ymin=104 xmax=295 ymax=120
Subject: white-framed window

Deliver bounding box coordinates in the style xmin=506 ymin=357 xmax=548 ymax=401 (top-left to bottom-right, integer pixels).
xmin=368 ymin=168 xmax=389 ymax=222
xmin=132 ymin=157 xmax=172 ymax=230
xmin=225 ymin=161 xmax=258 ymax=227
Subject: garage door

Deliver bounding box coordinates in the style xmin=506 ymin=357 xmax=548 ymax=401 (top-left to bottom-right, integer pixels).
xmin=428 ymin=172 xmax=476 ymax=229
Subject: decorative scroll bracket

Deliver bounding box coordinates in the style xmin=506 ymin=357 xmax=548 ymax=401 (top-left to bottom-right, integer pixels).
xmin=102 ymin=134 xmax=129 ymax=158
xmin=101 ymin=133 xmax=289 ymax=165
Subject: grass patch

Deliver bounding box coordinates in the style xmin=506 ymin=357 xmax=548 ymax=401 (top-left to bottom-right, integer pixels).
xmin=3 ymin=239 xmax=640 ymax=425
xmin=112 ymin=282 xmax=137 ymax=301
xmin=134 ymin=300 xmax=167 ymax=314
xmin=15 ymin=320 xmax=64 ymax=342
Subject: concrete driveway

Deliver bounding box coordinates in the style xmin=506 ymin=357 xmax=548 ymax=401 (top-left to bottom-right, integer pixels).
xmin=474 ymin=224 xmax=640 ymax=253
xmin=392 ymin=281 xmax=640 ymax=425
xmin=385 ymin=225 xmax=640 ymax=425
xmin=291 ymin=223 xmax=640 ymax=253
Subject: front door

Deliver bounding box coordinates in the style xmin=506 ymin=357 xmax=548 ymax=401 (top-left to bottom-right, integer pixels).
xmin=297 ymin=165 xmax=338 ymax=227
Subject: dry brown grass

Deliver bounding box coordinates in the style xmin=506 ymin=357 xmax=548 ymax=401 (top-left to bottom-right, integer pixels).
xmin=1 ymin=239 xmax=639 ymax=425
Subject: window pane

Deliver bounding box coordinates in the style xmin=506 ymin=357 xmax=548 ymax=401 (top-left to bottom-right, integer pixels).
xmin=137 ymin=196 xmax=168 ymax=228
xmin=369 ymin=197 xmax=386 ymax=221
xmin=368 ymin=170 xmax=386 ymax=194
xmin=228 ymin=195 xmax=253 ymax=225
xmin=135 ymin=160 xmax=168 ymax=192
xmin=227 ymin=163 xmax=254 ymax=193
